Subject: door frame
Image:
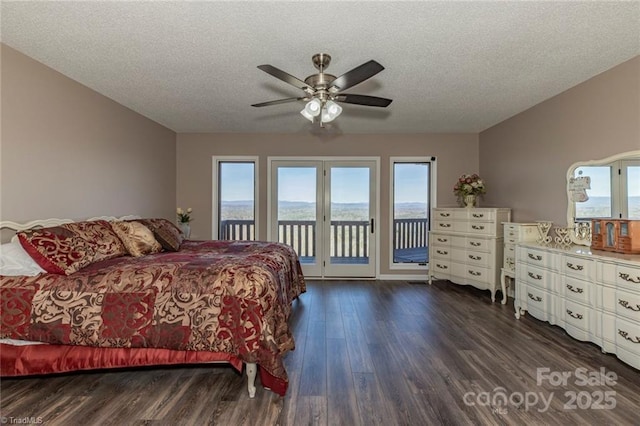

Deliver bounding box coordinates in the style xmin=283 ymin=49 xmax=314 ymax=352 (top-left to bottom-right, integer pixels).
xmin=267 ymin=156 xmax=380 ymax=279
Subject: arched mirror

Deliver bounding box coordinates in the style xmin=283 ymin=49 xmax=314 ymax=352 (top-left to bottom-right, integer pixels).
xmin=566 ymin=150 xmax=640 ymax=246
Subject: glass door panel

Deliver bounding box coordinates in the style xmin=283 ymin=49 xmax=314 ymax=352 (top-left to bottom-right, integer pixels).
xmin=218 ymin=162 xmax=256 ymax=240
xmin=271 ymin=162 xmax=322 ymax=277
xmin=324 ymin=161 xmax=376 ymax=277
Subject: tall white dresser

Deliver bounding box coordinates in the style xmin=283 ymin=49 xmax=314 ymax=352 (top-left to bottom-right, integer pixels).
xmin=500 ymin=222 xmax=538 ymax=304
xmin=515 ymin=243 xmax=640 ymax=370
xmin=428 ymin=207 xmax=511 ymax=302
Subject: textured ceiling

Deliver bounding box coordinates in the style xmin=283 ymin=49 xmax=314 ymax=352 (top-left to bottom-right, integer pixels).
xmin=1 ymin=1 xmax=639 ymax=134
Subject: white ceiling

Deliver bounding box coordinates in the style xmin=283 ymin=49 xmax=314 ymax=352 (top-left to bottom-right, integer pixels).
xmin=1 ymin=1 xmax=639 ymax=134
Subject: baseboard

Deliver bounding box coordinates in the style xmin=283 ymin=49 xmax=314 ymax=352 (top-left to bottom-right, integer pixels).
xmin=378 ymin=274 xmax=430 ymax=281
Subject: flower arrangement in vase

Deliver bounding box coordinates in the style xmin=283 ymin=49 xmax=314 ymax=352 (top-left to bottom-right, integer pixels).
xmin=176 ymin=207 xmax=193 ymax=238
xmin=453 ymin=173 xmax=486 ymax=208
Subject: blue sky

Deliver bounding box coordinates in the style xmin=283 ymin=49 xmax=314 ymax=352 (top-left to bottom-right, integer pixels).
xmin=220 ymin=163 xmax=430 ymax=203
xmin=577 ymin=165 xmax=640 ymax=196
xmin=221 ymin=163 xmax=636 ymax=204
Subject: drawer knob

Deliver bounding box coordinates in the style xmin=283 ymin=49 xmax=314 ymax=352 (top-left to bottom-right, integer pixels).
xmin=618 ymin=329 xmax=640 ymax=344
xmin=437 ymin=238 xmax=448 ymax=242
xmin=528 ymin=253 xmax=542 ymax=261
xmin=468 ymin=254 xmax=481 ymax=260
xmin=437 ymin=250 xmax=448 ymax=255
xmin=528 ymin=272 xmax=542 ymax=280
xmin=437 ymin=264 xmax=448 ymax=269
xmin=471 ymin=225 xmax=485 ymax=230
xmin=566 ymin=262 xmax=584 ymax=271
xmin=439 ymin=223 xmax=451 ymax=228
xmin=470 ymin=241 xmax=481 ymax=247
xmin=618 ymin=300 xmax=640 ymax=312
xmin=566 ymin=309 xmax=583 ymax=320
xmin=468 ymin=270 xmax=481 ymax=276
xmin=619 ymin=273 xmax=640 ymax=284
xmin=440 ymin=213 xmax=450 ymax=217
xmin=528 ymin=293 xmax=542 ymax=302
xmin=472 ymin=213 xmax=484 ymax=218
xmin=566 ymin=284 xmax=584 ymax=294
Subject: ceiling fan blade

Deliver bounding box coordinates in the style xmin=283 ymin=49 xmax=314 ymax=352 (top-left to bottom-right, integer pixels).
xmin=334 ymin=94 xmax=393 ymax=108
xmin=257 ymin=65 xmax=313 ymax=91
xmin=251 ymin=97 xmax=306 ymax=107
xmin=329 ymin=60 xmax=384 ymax=91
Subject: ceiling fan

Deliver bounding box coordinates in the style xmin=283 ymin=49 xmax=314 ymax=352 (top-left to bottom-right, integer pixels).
xmin=252 ymin=53 xmax=392 ymax=126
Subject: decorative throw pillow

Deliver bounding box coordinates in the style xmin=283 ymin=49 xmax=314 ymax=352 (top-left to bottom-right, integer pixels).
xmin=62 ymin=220 xmax=127 ymax=262
xmin=111 ymin=221 xmax=162 ymax=257
xmin=138 ymin=218 xmax=184 ymax=252
xmin=17 ymin=227 xmax=96 ymax=275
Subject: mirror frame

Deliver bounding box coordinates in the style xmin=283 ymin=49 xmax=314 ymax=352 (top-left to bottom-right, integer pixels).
xmin=566 ymin=149 xmax=640 ymax=246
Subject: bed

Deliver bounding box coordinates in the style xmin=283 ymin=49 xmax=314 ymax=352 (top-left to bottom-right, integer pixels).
xmin=0 ymin=216 xmax=305 ymax=397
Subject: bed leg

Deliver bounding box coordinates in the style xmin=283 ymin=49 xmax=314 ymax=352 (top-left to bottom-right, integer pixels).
xmin=246 ymin=362 xmax=257 ymax=398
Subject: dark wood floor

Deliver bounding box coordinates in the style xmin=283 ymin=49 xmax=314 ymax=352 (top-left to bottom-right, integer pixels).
xmin=2 ymin=280 xmax=639 ymax=425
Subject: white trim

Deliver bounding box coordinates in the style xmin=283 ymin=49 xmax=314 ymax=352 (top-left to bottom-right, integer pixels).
xmin=389 ymin=156 xmax=437 ymax=270
xmin=212 ymin=156 xmax=259 ymax=240
xmin=379 ymin=273 xmax=430 ymax=281
xmin=267 ymin=156 xmax=381 ymax=279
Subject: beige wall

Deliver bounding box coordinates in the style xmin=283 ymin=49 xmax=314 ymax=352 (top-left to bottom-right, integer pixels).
xmin=480 ymin=55 xmax=640 ymax=225
xmin=0 ymin=44 xmax=177 ymax=225
xmin=177 ymin=133 xmax=479 ymax=275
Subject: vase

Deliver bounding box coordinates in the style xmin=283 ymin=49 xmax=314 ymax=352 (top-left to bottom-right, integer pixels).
xmin=463 ymin=194 xmax=477 ymax=208
xmin=179 ymin=222 xmax=191 ymax=239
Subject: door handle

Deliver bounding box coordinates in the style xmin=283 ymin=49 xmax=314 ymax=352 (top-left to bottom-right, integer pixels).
xmin=370 ymin=218 xmax=374 ymax=233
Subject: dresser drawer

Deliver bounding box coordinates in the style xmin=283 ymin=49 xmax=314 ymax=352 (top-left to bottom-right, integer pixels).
xmin=432 ymin=234 xmax=452 ymax=246
xmin=433 ymin=209 xmax=456 ymax=220
xmin=614 ymin=290 xmax=640 ymax=322
xmin=430 ymin=260 xmax=451 ymax=275
xmin=518 ymin=246 xmax=554 ymax=270
xmin=524 ymin=285 xmax=554 ymax=322
xmin=564 ymin=299 xmax=591 ymax=332
xmin=562 ymin=255 xmax=594 ymax=280
xmin=468 ymin=210 xmax=496 ymax=222
xmin=465 ymin=250 xmax=492 ymax=268
xmin=432 ymin=246 xmax=451 ymax=259
xmin=465 ymin=221 xmax=496 ymax=236
xmin=433 ymin=220 xmax=455 ymax=232
xmin=518 ymin=263 xmax=554 ymax=291
xmin=614 ymin=317 xmax=640 ymax=356
xmin=600 ymin=262 xmax=640 ymax=292
xmin=464 ymin=264 xmax=491 ymax=284
xmin=562 ymin=276 xmax=592 ymax=305
xmin=466 ymin=236 xmax=491 ymax=252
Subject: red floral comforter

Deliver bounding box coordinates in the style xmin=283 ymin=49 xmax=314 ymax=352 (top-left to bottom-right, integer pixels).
xmin=0 ymin=240 xmax=305 ymax=394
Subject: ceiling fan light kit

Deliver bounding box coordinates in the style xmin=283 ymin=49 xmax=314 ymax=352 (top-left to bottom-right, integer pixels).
xmin=253 ymin=53 xmax=392 ymax=127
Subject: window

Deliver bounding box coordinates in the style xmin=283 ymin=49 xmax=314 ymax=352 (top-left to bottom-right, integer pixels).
xmin=212 ymin=157 xmax=258 ymax=240
xmin=574 ymin=159 xmax=640 ymax=220
xmin=390 ymin=157 xmax=435 ymax=269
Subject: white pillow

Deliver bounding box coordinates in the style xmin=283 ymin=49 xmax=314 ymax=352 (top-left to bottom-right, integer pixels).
xmin=0 ymin=240 xmax=46 ymax=276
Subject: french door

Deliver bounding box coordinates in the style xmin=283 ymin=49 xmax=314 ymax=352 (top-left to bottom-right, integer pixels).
xmin=269 ymin=158 xmax=377 ymax=278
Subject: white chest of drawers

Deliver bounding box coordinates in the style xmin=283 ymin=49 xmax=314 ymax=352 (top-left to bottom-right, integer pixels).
xmin=500 ymin=223 xmax=538 ymax=304
xmin=428 ymin=207 xmax=511 ymax=302
xmin=515 ymin=243 xmax=640 ymax=370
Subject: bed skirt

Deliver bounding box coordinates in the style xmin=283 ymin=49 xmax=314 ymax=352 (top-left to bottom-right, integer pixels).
xmin=0 ymin=343 xmax=287 ymax=396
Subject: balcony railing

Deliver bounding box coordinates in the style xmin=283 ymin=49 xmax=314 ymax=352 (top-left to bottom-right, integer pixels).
xmin=219 ymin=218 xmax=429 ymax=261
